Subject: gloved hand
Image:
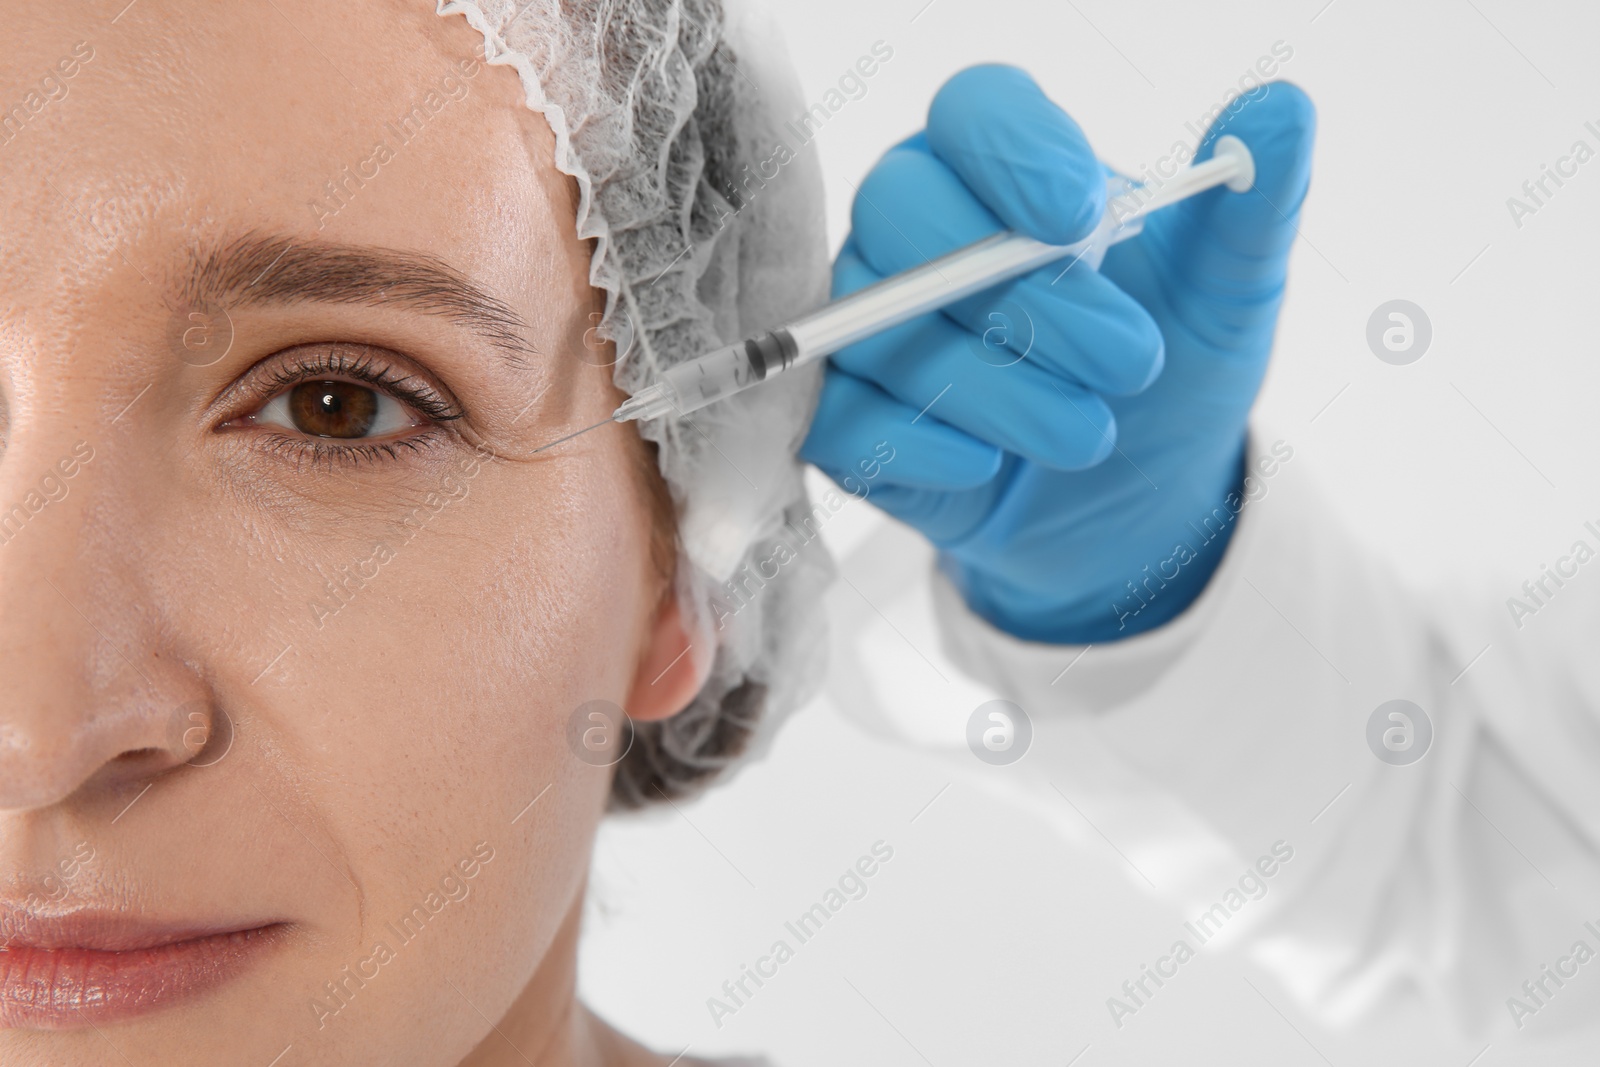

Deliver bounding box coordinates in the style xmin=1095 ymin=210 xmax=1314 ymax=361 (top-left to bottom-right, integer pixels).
xmin=800 ymin=64 xmax=1316 ymax=644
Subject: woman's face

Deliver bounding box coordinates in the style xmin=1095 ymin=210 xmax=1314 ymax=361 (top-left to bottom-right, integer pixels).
xmin=0 ymin=3 xmax=702 ymax=1063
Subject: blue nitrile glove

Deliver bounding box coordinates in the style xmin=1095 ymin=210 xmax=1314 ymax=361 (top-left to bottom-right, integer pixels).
xmin=800 ymin=64 xmax=1315 ymax=643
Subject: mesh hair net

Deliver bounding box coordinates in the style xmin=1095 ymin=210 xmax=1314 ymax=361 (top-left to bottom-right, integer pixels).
xmin=434 ymin=0 xmax=835 ymax=807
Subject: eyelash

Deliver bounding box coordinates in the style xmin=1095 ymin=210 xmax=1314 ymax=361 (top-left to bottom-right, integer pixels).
xmin=237 ymin=346 xmax=464 ymax=470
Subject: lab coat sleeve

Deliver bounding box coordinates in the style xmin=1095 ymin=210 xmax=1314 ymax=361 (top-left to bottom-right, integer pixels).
xmin=929 ymin=431 xmax=1600 ymax=1035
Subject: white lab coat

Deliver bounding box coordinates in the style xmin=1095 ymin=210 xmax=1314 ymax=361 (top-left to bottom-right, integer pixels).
xmin=831 ymin=430 xmax=1600 ymax=1042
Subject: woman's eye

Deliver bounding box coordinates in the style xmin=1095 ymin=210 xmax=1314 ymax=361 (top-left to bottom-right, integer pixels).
xmin=254 ymin=380 xmax=419 ymax=440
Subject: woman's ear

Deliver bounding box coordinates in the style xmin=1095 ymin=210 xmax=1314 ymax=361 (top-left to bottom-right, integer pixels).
xmin=624 ymin=588 xmax=714 ymax=723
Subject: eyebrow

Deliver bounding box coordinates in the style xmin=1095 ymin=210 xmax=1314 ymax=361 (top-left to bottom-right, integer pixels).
xmin=180 ymin=232 xmax=539 ymax=365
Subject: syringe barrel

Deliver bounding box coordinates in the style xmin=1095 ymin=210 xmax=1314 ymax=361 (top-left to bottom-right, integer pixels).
xmin=788 ymin=175 xmax=1141 ymax=360
xmin=631 ymin=169 xmax=1217 ymax=421
xmin=654 ymin=331 xmax=799 ymax=416
xmin=649 ymin=226 xmax=1114 ymax=420
xmin=787 ymin=231 xmax=1096 ymax=359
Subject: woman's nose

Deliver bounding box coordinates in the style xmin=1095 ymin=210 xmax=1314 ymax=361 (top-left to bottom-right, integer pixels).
xmin=0 ymin=434 xmax=213 ymax=813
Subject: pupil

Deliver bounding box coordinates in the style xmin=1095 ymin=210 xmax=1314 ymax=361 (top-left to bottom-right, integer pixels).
xmin=289 ymin=381 xmax=378 ymax=439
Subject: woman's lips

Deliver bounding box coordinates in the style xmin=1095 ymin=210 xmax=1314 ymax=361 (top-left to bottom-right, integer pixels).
xmin=0 ymin=910 xmax=288 ymax=1030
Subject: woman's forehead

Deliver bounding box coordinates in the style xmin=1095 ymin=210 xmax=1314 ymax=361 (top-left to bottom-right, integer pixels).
xmin=0 ymin=1 xmax=563 ymax=311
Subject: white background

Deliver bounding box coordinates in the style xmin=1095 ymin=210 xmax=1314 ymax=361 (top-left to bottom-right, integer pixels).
xmin=581 ymin=1 xmax=1600 ymax=1064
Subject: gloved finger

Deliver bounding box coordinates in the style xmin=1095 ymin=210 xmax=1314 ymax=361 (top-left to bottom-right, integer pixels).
xmin=800 ymin=366 xmax=1003 ymax=491
xmin=842 ymin=476 xmax=1011 ymax=547
xmin=924 ymin=64 xmax=1104 ymax=246
xmin=847 ymin=142 xmax=1001 ymax=279
xmin=830 ymin=246 xmax=1117 ymax=471
xmin=850 ymin=147 xmax=1162 ymax=397
xmin=943 ymin=270 xmax=1163 ymax=397
xmin=1103 ymin=82 xmax=1316 ymax=344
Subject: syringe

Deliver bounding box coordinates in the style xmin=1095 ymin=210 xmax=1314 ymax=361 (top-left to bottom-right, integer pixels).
xmin=534 ymin=136 xmax=1254 ymax=452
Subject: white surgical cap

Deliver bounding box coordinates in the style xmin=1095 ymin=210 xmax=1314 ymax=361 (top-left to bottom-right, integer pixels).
xmin=435 ymin=0 xmax=835 ymax=805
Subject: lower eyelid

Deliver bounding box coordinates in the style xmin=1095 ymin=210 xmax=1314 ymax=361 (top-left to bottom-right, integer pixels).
xmin=247 ymin=425 xmax=448 ymax=469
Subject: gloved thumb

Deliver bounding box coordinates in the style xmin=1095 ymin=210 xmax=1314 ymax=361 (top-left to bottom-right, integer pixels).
xmin=1123 ymin=82 xmax=1317 ymax=343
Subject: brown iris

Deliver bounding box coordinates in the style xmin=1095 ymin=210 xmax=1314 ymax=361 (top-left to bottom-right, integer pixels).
xmin=288 ymin=380 xmax=379 ymax=439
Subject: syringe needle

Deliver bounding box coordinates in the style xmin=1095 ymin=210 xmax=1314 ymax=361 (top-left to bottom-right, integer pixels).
xmin=526 ymin=415 xmax=618 ymax=456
